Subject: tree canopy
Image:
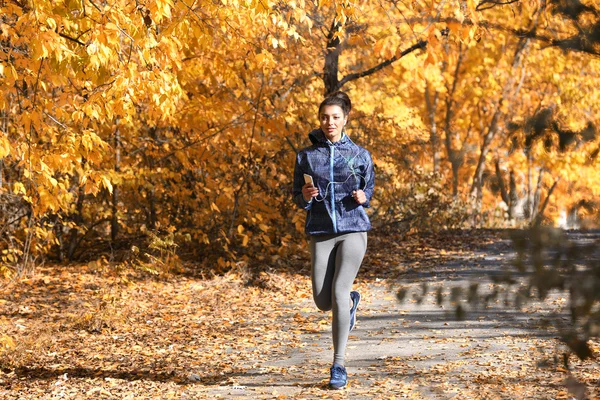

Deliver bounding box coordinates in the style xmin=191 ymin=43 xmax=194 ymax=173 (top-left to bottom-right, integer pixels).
xmin=1 ymin=0 xmax=599 ymax=273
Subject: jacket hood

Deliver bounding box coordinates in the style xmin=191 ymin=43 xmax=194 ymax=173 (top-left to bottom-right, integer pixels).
xmin=308 ymin=128 xmax=350 ymax=146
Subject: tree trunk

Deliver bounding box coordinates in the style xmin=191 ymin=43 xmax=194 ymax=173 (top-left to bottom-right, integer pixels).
xmin=148 ymin=188 xmax=157 ymax=230
xmin=322 ymin=18 xmax=427 ymax=95
xmin=470 ymin=108 xmax=501 ymax=205
xmin=469 ymin=35 xmax=531 ymax=215
xmin=1 ymin=109 xmax=5 ymax=188
xmin=524 ymin=149 xmax=533 ymax=220
xmin=452 ymin=160 xmax=460 ymax=198
xmin=509 ymin=170 xmax=518 ymax=219
xmin=494 ymin=159 xmax=509 ymax=206
xmin=67 ymin=174 xmax=85 ymax=261
xmin=443 ymin=42 xmax=465 ymax=198
xmin=111 ymin=120 xmax=120 ymax=242
xmin=425 ymin=82 xmax=440 ymax=173
xmin=531 ymin=168 xmax=544 ymax=222
xmin=323 ymin=20 xmax=342 ymax=95
xmin=533 ymin=179 xmax=559 ymax=226
xmin=147 ymin=126 xmax=157 ymax=230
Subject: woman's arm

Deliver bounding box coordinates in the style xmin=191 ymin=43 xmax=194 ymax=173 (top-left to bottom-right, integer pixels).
xmin=293 ymin=153 xmax=317 ymax=209
xmin=360 ymin=150 xmax=375 ymax=208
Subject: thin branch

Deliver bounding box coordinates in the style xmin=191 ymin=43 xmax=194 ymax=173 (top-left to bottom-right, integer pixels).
xmin=435 ymin=17 xmax=600 ymax=57
xmin=74 ymin=28 xmax=93 ymax=41
xmin=476 ymin=0 xmax=519 ymax=11
xmin=338 ymin=40 xmax=427 ymax=87
xmin=533 ymin=179 xmax=560 ymax=227
xmin=0 ymin=211 xmax=29 ymax=235
xmin=32 ymin=59 xmax=44 ymax=107
xmin=175 ymin=0 xmax=213 ymax=33
xmin=59 ymin=32 xmax=86 ymax=47
xmin=229 ymin=80 xmax=265 ymax=238
xmin=285 ymin=136 xmax=298 ymax=154
xmin=43 ymin=112 xmax=68 ymax=129
xmin=87 ymin=0 xmax=102 ymax=12
xmin=115 ymin=23 xmax=135 ymax=43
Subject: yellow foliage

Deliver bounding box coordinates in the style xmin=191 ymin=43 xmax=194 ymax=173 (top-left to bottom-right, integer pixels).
xmin=0 ymin=0 xmax=599 ymax=272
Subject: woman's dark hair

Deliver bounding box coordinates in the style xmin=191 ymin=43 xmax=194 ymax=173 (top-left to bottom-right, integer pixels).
xmin=318 ymin=91 xmax=352 ymax=116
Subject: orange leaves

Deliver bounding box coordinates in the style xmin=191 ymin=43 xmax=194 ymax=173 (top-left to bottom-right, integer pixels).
xmin=258 ymin=223 xmax=270 ymax=232
xmin=0 ymin=0 xmax=599 ymax=271
xmin=210 ymin=202 xmax=221 ymax=213
xmin=0 ymin=334 xmax=16 ymax=351
xmin=255 ymin=50 xmax=276 ymax=69
xmin=147 ymin=0 xmax=174 ymax=23
xmin=239 ymin=224 xmax=250 ymax=247
xmin=0 ymin=134 xmax=10 ymax=159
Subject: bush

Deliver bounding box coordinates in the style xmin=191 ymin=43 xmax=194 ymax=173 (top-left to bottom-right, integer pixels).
xmin=373 ymin=168 xmax=469 ymax=234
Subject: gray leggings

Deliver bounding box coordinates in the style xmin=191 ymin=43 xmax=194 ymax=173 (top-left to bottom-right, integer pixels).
xmin=310 ymin=232 xmax=367 ymax=366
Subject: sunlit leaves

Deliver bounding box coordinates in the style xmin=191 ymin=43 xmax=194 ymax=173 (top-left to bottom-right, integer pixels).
xmin=1 ymin=0 xmax=599 ymax=271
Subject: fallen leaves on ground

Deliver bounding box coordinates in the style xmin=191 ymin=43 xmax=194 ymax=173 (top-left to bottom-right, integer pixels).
xmin=0 ymin=230 xmax=598 ymax=399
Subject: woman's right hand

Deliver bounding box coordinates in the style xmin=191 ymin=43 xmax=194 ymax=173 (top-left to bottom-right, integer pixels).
xmin=302 ymin=183 xmax=319 ymax=202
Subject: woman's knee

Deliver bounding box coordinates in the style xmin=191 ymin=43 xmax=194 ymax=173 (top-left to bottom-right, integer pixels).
xmin=313 ymin=294 xmax=332 ymax=311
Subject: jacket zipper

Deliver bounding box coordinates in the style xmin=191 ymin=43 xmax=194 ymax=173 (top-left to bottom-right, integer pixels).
xmin=330 ymin=143 xmax=337 ymax=233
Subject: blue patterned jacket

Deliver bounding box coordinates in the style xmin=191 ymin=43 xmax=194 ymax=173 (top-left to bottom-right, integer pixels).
xmin=293 ymin=129 xmax=375 ymax=236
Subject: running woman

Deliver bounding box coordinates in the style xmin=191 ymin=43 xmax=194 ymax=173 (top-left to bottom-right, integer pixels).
xmin=293 ymin=91 xmax=375 ymax=389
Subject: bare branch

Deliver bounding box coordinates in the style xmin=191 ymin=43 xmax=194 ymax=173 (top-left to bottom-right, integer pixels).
xmin=43 ymin=112 xmax=68 ymax=129
xmin=338 ymin=40 xmax=427 ymax=87
xmin=59 ymin=32 xmax=86 ymax=47
xmin=533 ymin=179 xmax=560 ymax=227
xmin=476 ymin=0 xmax=519 ymax=11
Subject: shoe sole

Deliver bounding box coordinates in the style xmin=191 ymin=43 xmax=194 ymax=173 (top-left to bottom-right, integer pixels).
xmin=329 ymin=384 xmax=346 ymax=390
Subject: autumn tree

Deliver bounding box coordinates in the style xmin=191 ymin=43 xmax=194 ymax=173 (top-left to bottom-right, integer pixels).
xmin=1 ymin=0 xmax=599 ymax=277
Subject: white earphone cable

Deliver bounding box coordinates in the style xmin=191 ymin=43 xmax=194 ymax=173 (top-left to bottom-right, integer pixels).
xmin=311 ymin=150 xmax=371 ymax=203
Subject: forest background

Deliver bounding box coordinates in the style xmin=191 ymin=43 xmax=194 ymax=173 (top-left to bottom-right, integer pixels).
xmin=1 ymin=0 xmax=600 ymax=275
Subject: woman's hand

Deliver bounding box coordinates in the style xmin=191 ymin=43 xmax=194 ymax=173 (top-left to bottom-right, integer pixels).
xmin=302 ymin=183 xmax=319 ymax=202
xmin=352 ymin=190 xmax=367 ymax=205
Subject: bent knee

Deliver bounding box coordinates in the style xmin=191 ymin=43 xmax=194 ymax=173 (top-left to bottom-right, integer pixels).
xmin=315 ymin=303 xmax=332 ymax=311
xmin=313 ymin=296 xmax=332 ymax=311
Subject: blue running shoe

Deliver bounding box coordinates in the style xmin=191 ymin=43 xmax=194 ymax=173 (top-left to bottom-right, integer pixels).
xmin=329 ymin=363 xmax=347 ymax=389
xmin=349 ymin=290 xmax=361 ymax=332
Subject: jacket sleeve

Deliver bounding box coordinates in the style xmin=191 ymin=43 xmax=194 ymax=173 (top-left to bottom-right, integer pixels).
xmin=293 ymin=152 xmax=313 ymax=210
xmin=361 ymin=150 xmax=375 ymax=208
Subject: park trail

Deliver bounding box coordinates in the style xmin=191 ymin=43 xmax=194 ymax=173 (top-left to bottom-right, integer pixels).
xmin=198 ymin=231 xmax=599 ymax=399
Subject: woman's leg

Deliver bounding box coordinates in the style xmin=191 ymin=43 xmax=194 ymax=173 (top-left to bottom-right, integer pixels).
xmin=331 ymin=232 xmax=367 ymax=366
xmin=310 ymin=232 xmax=368 ymax=365
xmin=310 ymin=234 xmax=338 ymax=312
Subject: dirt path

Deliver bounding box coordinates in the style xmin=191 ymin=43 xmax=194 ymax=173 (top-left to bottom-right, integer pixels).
xmin=199 ymin=232 xmax=599 ymax=399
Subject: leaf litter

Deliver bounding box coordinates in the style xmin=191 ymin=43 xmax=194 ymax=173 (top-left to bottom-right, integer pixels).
xmin=0 ymin=230 xmax=598 ymax=399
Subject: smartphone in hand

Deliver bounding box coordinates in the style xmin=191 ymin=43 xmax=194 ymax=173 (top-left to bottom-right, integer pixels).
xmin=303 ymin=174 xmax=314 ymax=186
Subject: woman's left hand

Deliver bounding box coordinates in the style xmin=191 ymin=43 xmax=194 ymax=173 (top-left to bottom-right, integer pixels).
xmin=352 ymin=190 xmax=367 ymax=205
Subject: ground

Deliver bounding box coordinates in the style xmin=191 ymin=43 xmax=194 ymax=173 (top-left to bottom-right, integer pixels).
xmin=0 ymin=229 xmax=598 ymax=399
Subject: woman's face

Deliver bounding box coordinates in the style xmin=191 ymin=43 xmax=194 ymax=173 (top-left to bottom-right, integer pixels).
xmin=319 ymin=105 xmax=347 ymax=143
